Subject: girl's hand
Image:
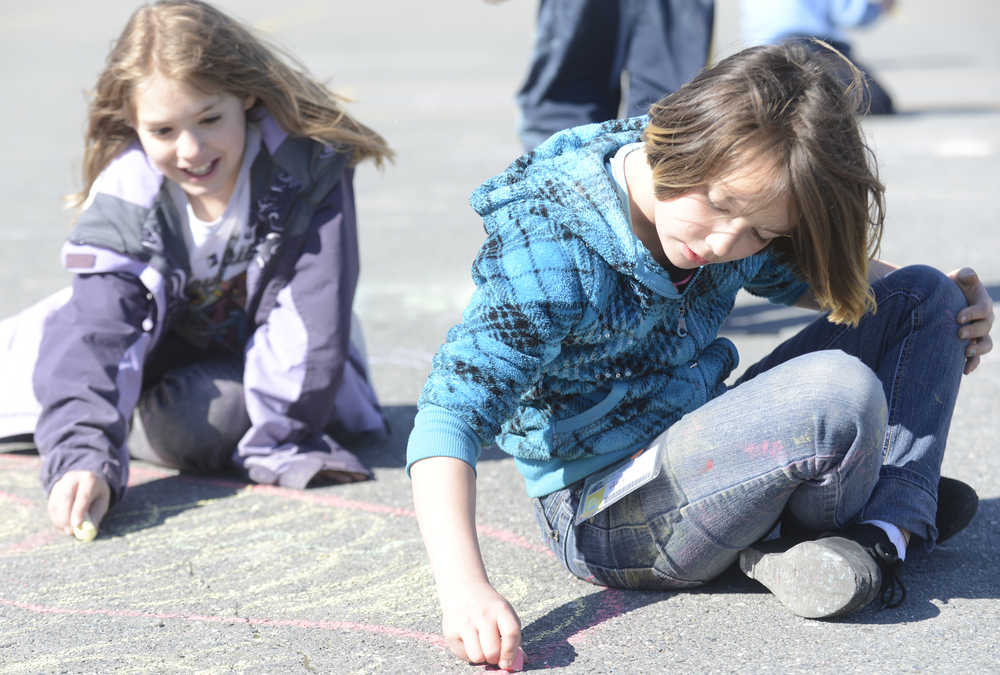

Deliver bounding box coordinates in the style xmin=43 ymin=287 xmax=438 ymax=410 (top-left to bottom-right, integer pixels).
xmin=948 ymin=267 xmax=995 ymax=374
xmin=440 ymin=579 xmax=522 ymax=670
xmin=47 ymin=470 xmax=111 ymax=536
xmin=410 ymin=457 xmax=522 ymax=669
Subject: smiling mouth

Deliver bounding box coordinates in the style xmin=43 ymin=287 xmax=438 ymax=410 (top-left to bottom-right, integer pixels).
xmin=182 ymin=159 xmax=218 ymax=179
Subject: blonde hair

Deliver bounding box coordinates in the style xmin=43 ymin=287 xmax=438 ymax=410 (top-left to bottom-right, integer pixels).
xmin=643 ymin=42 xmax=884 ymax=326
xmin=70 ymin=0 xmax=392 ymax=208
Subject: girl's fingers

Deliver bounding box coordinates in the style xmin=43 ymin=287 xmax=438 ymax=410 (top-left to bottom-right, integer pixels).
xmin=964 ymin=354 xmax=980 ymax=375
xmin=47 ymin=472 xmax=111 ymax=537
xmin=445 ymin=634 xmax=468 ymax=663
xmin=496 ymin=612 xmax=524 ymax=671
xmin=951 ymin=267 xmax=980 ymax=296
xmin=950 ymin=268 xmax=991 ymax=313
xmin=958 ymin=301 xmax=995 ymax=329
xmin=477 ymin=619 xmax=504 ymax=667
xmin=459 ymin=628 xmax=486 ymax=666
xmin=47 ymin=478 xmax=76 ymax=534
xmin=69 ymin=480 xmax=95 ymax=530
xmin=89 ymin=481 xmax=111 ymax=527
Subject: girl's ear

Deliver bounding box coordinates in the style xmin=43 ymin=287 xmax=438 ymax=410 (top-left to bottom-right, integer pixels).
xmin=243 ymin=95 xmax=257 ymax=111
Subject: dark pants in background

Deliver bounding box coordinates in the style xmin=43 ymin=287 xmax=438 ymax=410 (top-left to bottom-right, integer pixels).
xmin=788 ymin=36 xmax=895 ymax=115
xmin=516 ymin=0 xmax=716 ymax=151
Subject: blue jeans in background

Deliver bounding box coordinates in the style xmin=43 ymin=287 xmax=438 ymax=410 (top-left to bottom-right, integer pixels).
xmin=516 ymin=0 xmax=715 ymax=151
xmin=534 ymin=265 xmax=968 ymax=589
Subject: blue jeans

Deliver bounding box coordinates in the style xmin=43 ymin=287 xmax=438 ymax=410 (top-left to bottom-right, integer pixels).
xmin=128 ymin=314 xmax=383 ymax=474
xmin=533 ymin=265 xmax=968 ymax=589
xmin=517 ymin=0 xmax=715 ymax=150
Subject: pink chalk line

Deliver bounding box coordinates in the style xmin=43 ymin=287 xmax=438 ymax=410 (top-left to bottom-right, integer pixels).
xmin=2 ymin=467 xmax=632 ymax=666
xmin=0 ymin=592 xmax=626 ymax=670
xmin=567 ymin=588 xmax=626 ymax=646
xmin=0 ymin=453 xmax=36 ymax=467
xmin=0 ymin=597 xmax=446 ymax=647
xmin=4 ymin=454 xmax=628 ymax=667
xmin=1 ymin=454 xmax=552 ymax=556
xmin=180 ymin=475 xmax=554 ymax=556
xmin=0 ymin=530 xmax=59 ymax=556
xmin=0 ymin=489 xmax=33 ymax=508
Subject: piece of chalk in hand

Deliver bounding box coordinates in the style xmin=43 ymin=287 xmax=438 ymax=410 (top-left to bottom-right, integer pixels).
xmin=73 ymin=520 xmax=98 ymax=542
xmin=496 ymin=647 xmax=525 ymax=672
xmin=510 ymin=647 xmax=525 ymax=671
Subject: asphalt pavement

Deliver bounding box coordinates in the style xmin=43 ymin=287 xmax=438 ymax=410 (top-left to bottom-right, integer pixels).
xmin=1 ymin=1 xmax=998 ymax=672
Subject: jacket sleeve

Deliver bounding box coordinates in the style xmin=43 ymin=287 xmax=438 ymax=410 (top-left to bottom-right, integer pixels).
xmin=742 ymin=249 xmax=809 ymax=306
xmin=236 ymin=169 xmax=375 ymax=489
xmin=34 ymin=272 xmax=154 ymax=504
xmin=406 ymin=212 xmax=588 ymax=474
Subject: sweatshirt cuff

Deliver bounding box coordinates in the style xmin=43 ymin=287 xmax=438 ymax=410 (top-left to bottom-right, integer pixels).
xmin=405 ymin=405 xmax=482 ymax=477
xmin=41 ymin=448 xmax=126 ymax=506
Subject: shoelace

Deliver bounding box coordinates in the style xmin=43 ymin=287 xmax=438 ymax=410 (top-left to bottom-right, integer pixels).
xmin=872 ymin=541 xmax=907 ymax=609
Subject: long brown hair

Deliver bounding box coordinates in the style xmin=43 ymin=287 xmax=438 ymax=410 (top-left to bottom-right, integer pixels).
xmin=70 ymin=0 xmax=392 ymax=208
xmin=643 ymin=41 xmax=884 ymax=326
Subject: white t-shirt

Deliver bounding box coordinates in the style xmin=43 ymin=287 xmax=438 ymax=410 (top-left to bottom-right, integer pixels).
xmin=167 ymin=122 xmax=261 ymax=286
xmin=165 ymin=122 xmax=261 ymax=350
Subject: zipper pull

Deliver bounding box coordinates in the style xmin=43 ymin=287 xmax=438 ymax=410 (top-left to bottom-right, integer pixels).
xmin=677 ymin=311 xmax=688 ymax=337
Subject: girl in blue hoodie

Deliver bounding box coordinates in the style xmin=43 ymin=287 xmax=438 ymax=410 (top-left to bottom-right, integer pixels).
xmin=406 ymin=42 xmax=993 ymax=670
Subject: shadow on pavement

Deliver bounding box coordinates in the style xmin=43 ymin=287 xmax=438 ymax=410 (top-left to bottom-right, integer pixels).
xmin=721 ymin=303 xmax=816 ymax=335
xmin=100 ymin=473 xmax=246 ymax=537
xmin=842 ymin=495 xmax=1000 ymax=624
xmin=519 ymin=497 xmax=996 ymax=669
xmin=717 ymin=497 xmax=999 ymax=626
xmin=520 ymin=587 xmax=663 ymax=669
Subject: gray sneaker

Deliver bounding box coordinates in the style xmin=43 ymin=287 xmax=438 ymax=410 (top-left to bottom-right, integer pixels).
xmin=739 ymin=524 xmax=904 ymax=619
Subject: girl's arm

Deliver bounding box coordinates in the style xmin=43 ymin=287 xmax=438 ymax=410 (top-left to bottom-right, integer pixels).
xmin=794 ymin=258 xmax=993 ymax=373
xmin=829 ymin=0 xmax=894 ymax=28
xmin=35 ymin=272 xmax=153 ymax=530
xmin=868 ymin=258 xmax=993 ymax=372
xmin=792 ymin=257 xmax=900 ymax=311
xmin=868 ymin=258 xmax=899 ymax=280
xmin=410 ymin=456 xmax=522 ymax=670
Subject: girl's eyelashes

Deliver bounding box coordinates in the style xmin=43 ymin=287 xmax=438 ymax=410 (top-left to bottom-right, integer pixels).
xmin=142 ymin=113 xmax=220 ymax=138
xmin=705 ymin=193 xmax=729 ymax=213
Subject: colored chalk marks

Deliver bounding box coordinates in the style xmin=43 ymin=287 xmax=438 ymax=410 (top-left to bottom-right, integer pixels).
xmin=0 ymin=452 xmax=640 ymax=671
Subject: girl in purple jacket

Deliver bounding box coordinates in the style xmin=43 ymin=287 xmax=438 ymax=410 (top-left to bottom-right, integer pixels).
xmin=6 ymin=0 xmax=392 ymax=539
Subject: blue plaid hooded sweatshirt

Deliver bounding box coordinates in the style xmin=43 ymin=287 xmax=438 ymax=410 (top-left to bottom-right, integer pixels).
xmin=406 ymin=117 xmax=808 ymax=497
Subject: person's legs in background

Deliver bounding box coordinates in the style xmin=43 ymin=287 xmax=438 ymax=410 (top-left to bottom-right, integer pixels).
xmin=516 ymin=0 xmax=717 ymax=151
xmin=516 ymin=0 xmax=621 ymax=151
xmin=621 ymin=0 xmax=715 ymax=117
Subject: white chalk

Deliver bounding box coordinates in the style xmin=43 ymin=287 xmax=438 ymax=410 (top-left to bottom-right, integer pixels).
xmin=73 ymin=520 xmax=98 ymax=542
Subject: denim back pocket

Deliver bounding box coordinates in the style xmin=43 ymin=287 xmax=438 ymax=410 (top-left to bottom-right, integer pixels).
xmin=533 ymin=486 xmax=576 ymax=559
